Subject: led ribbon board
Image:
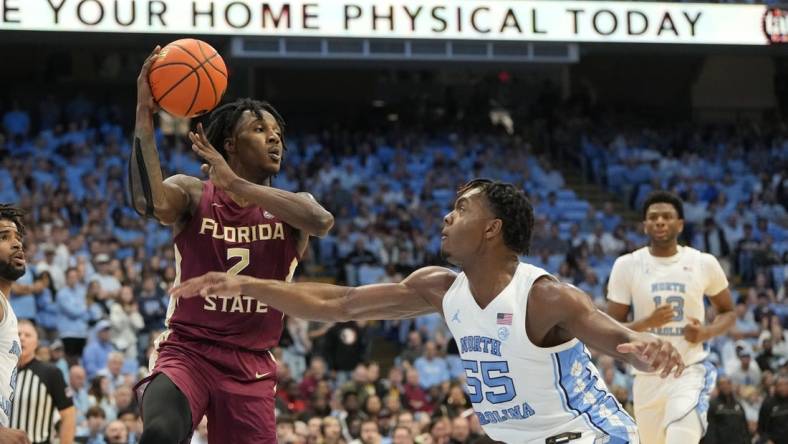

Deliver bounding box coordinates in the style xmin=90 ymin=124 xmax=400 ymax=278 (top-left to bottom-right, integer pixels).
xmin=0 ymin=0 xmax=783 ymax=45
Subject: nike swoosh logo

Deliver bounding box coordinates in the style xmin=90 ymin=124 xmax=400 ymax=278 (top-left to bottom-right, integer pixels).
xmin=212 ymin=203 xmax=224 ymax=207
xmin=255 ymin=372 xmax=270 ymax=379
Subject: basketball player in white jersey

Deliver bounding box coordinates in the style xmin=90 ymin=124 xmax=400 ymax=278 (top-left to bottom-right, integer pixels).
xmin=606 ymin=191 xmax=735 ymax=444
xmin=0 ymin=204 xmax=31 ymax=444
xmin=172 ymin=178 xmax=685 ymax=443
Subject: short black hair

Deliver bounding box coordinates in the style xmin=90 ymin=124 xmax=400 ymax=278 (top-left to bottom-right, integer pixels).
xmin=457 ymin=179 xmax=534 ymax=255
xmin=117 ymin=408 xmax=139 ymax=419
xmin=205 ymin=98 xmax=286 ymax=159
xmin=642 ymin=190 xmax=684 ymax=220
xmin=0 ymin=204 xmax=25 ymax=235
xmin=86 ymin=406 xmax=106 ymax=419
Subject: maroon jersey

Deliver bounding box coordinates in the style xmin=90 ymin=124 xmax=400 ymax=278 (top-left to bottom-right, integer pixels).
xmin=166 ymin=180 xmax=300 ymax=351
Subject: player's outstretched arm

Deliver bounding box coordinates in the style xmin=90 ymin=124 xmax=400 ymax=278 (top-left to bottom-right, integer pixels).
xmin=189 ymin=124 xmax=334 ymax=237
xmin=169 ymin=266 xmax=455 ymax=322
xmin=529 ymin=278 xmax=685 ymax=378
xmin=129 ymin=45 xmax=199 ymax=225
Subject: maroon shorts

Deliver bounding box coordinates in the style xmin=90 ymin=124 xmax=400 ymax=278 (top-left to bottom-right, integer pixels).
xmin=135 ymin=332 xmax=278 ymax=444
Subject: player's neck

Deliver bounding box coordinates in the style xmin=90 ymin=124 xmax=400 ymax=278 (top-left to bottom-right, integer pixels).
xmin=464 ymin=255 xmax=519 ymax=309
xmin=0 ymin=280 xmax=10 ymax=298
xmin=229 ymin=159 xmax=272 ymax=187
xmin=649 ymin=242 xmax=679 ymax=257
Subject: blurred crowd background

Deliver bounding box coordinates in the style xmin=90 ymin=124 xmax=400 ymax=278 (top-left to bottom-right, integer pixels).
xmin=0 ymin=86 xmax=785 ymax=444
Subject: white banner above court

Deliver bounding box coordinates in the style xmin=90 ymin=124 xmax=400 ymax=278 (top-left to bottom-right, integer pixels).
xmin=0 ymin=0 xmax=784 ymax=45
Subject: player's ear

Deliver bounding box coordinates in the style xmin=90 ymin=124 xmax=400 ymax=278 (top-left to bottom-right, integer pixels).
xmin=485 ymin=219 xmax=503 ymax=240
xmin=224 ymin=138 xmax=235 ymax=155
xmin=677 ymin=219 xmax=684 ymax=235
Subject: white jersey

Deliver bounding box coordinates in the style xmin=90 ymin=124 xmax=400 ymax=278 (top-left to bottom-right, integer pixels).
xmin=0 ymin=291 xmax=20 ymax=427
xmin=443 ymin=263 xmax=638 ymax=444
xmin=607 ymin=246 xmax=728 ymax=373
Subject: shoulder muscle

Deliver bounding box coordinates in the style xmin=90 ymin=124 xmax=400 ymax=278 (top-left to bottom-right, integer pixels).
xmin=402 ymin=266 xmax=457 ymax=310
xmin=158 ymin=175 xmax=202 ymax=225
xmin=529 ymin=278 xmax=592 ymax=333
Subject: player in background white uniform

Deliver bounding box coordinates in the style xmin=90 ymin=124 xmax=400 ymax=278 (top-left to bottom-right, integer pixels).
xmin=0 ymin=204 xmax=32 ymax=444
xmin=172 ymin=179 xmax=686 ymax=444
xmin=607 ymin=191 xmax=735 ymax=444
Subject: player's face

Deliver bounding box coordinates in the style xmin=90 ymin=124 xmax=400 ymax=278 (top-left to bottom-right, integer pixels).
xmin=231 ymin=110 xmax=283 ymax=177
xmin=440 ymin=188 xmax=495 ymax=266
xmin=643 ymin=203 xmax=683 ymax=245
xmin=0 ymin=220 xmax=25 ymax=282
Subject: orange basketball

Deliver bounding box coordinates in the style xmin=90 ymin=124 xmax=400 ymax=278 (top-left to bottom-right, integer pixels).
xmin=149 ymin=38 xmax=228 ymax=118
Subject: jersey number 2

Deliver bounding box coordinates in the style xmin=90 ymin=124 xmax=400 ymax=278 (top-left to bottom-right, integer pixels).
xmin=462 ymin=360 xmax=516 ymax=404
xmin=227 ymin=248 xmax=250 ymax=276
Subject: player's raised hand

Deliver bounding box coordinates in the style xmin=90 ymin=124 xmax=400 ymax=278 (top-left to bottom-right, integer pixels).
xmin=617 ymin=334 xmax=685 ymax=378
xmin=646 ymin=304 xmax=675 ymax=328
xmin=170 ymin=271 xmax=250 ymax=299
xmin=137 ymin=45 xmax=161 ymax=111
xmin=189 ymin=122 xmax=240 ymax=190
xmin=683 ymin=317 xmax=706 ymax=343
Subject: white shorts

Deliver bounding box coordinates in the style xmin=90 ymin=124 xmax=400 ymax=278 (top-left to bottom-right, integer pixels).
xmin=632 ymin=361 xmax=716 ymax=444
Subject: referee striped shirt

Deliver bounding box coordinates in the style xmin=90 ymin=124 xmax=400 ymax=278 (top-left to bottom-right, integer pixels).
xmin=10 ymin=358 xmax=73 ymax=444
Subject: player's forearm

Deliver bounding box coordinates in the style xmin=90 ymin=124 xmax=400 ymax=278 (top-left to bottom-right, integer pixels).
xmin=241 ymin=279 xmax=350 ymax=322
xmin=238 ymin=279 xmax=433 ymax=322
xmin=623 ymin=316 xmax=665 ymax=332
xmin=130 ymin=105 xmax=169 ymax=216
xmin=58 ymin=407 xmax=76 ymax=444
xmin=228 ymin=179 xmax=334 ymax=237
xmin=702 ymin=310 xmax=736 ymax=340
xmin=573 ymin=308 xmax=645 ymax=367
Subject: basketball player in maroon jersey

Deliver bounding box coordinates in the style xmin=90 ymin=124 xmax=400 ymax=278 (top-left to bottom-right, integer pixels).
xmin=128 ymin=47 xmax=334 ymax=444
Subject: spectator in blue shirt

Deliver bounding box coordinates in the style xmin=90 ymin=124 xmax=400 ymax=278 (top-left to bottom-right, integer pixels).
xmin=2 ymin=100 xmax=30 ymax=137
xmin=58 ymin=267 xmax=90 ymax=363
xmin=82 ymin=320 xmax=115 ymax=379
xmin=413 ymin=341 xmax=450 ymax=390
xmin=35 ymin=270 xmax=60 ymax=338
xmin=68 ymin=365 xmax=91 ymax=439
xmin=84 ymin=406 xmax=107 ymax=444
xmin=599 ymin=201 xmax=622 ymax=232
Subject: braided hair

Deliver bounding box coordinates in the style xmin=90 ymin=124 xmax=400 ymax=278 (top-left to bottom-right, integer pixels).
xmin=204 ymin=98 xmax=286 ymax=159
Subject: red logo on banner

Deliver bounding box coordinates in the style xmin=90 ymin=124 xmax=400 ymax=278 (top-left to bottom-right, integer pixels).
xmin=763 ymin=7 xmax=788 ymax=44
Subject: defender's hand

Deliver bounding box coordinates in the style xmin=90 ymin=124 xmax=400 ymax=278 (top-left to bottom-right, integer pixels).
xmin=189 ymin=122 xmax=240 ymax=190
xmin=137 ymin=45 xmax=161 ymax=111
xmin=617 ymin=334 xmax=685 ymax=378
xmin=170 ymin=271 xmax=251 ymax=299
